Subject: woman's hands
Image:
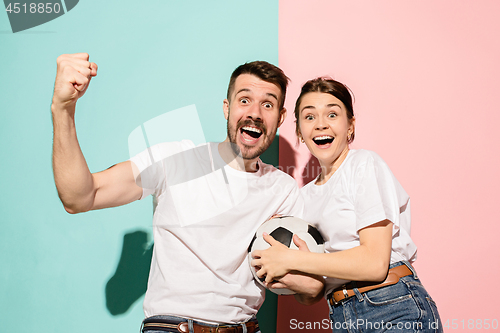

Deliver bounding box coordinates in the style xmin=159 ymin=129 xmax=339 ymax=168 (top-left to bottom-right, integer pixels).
xmin=251 ymin=233 xmax=325 ymax=304
xmin=251 ymin=233 xmax=309 ymax=284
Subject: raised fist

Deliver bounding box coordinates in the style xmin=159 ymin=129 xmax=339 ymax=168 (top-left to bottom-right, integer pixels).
xmin=52 ymin=53 xmax=98 ymax=109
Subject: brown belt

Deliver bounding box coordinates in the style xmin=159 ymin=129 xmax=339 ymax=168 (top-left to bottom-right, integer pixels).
xmin=328 ymin=264 xmax=413 ymax=306
xmin=142 ymin=317 xmax=259 ymax=333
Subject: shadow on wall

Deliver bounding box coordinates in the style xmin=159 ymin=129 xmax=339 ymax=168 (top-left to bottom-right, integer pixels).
xmin=105 ymin=230 xmax=153 ymax=315
xmin=104 ymin=230 xmax=280 ymax=328
xmin=301 ymin=155 xmax=321 ymax=185
xmin=279 ymin=137 xmax=321 ymax=185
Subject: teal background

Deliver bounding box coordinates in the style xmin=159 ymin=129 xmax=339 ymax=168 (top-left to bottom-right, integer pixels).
xmin=0 ymin=1 xmax=280 ymax=332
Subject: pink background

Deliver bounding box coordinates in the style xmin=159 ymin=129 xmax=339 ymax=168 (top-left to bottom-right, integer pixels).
xmin=278 ymin=1 xmax=500 ymax=331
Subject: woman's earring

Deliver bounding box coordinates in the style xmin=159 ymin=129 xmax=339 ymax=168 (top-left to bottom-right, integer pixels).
xmin=300 ymin=138 xmax=305 ymax=143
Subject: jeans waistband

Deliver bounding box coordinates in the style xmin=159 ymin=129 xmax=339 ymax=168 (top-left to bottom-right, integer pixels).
xmin=328 ymin=260 xmax=416 ymax=306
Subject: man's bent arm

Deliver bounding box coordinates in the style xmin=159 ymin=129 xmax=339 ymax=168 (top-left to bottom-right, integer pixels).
xmin=52 ymin=103 xmax=96 ymax=213
xmin=52 ymin=106 xmax=142 ymax=213
xmin=51 ymin=53 xmax=142 ymax=214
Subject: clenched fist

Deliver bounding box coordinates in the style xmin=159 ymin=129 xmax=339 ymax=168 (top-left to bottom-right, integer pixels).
xmin=52 ymin=53 xmax=98 ymax=111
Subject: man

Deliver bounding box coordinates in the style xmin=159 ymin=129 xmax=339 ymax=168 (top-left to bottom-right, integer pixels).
xmin=51 ymin=53 xmax=323 ymax=332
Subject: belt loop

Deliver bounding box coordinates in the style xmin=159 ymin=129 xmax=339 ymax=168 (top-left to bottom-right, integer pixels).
xmin=188 ymin=319 xmax=194 ymax=333
xmin=403 ymin=260 xmax=418 ymax=279
xmin=352 ymin=283 xmax=364 ymax=302
xmin=241 ymin=322 xmax=248 ymax=333
xmin=326 ymin=294 xmax=334 ymax=314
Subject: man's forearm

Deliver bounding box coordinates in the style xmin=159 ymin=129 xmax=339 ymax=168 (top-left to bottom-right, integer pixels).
xmin=294 ymin=283 xmax=325 ymax=306
xmin=52 ymin=104 xmax=95 ymax=213
xmin=268 ymin=272 xmax=325 ymax=305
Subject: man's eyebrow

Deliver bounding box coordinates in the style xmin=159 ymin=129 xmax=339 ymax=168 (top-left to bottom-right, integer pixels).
xmin=235 ymin=89 xmax=279 ymax=102
xmin=266 ymin=93 xmax=278 ymax=102
xmin=235 ymin=88 xmax=251 ymax=96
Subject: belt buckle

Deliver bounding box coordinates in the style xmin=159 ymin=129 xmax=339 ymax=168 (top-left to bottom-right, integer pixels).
xmin=342 ymin=284 xmax=349 ymax=300
xmin=330 ymin=284 xmax=348 ymax=306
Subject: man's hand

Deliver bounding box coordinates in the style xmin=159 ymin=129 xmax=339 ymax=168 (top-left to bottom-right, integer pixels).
xmin=269 ymin=272 xmax=325 ymax=305
xmin=52 ymin=53 xmax=98 ymax=111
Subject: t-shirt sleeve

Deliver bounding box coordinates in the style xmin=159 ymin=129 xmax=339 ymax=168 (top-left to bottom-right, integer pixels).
xmin=276 ymin=179 xmax=305 ymax=218
xmin=129 ymin=141 xmax=191 ymax=200
xmin=353 ymin=152 xmax=408 ymax=234
xmin=129 ymin=145 xmax=164 ymax=199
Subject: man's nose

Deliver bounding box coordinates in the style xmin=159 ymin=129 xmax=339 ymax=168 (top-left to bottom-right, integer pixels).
xmin=246 ymin=103 xmax=263 ymax=121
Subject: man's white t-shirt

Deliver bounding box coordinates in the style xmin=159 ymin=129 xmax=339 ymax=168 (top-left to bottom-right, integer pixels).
xmin=130 ymin=140 xmax=303 ymax=323
xmin=301 ymin=149 xmax=417 ymax=296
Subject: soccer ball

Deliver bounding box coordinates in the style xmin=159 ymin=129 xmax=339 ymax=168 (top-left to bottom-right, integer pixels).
xmin=247 ymin=216 xmax=325 ymax=295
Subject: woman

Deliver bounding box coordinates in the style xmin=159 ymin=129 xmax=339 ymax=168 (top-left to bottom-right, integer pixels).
xmin=252 ymin=77 xmax=443 ymax=332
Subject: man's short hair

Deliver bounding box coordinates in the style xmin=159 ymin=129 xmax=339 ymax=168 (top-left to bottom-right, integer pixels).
xmin=227 ymin=61 xmax=290 ymax=110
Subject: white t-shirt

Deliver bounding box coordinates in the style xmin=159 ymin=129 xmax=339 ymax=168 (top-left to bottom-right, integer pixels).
xmin=300 ymin=149 xmax=417 ymax=296
xmin=130 ymin=140 xmax=303 ymax=323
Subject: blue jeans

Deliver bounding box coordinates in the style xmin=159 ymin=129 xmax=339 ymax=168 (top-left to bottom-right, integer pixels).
xmin=140 ymin=315 xmax=261 ymax=333
xmin=328 ymin=261 xmax=443 ymax=333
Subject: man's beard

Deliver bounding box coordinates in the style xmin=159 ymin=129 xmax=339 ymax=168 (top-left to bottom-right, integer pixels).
xmin=227 ymin=118 xmax=274 ymax=161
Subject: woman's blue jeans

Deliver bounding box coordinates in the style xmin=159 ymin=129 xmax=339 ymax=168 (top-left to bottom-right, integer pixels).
xmin=328 ymin=261 xmax=443 ymax=333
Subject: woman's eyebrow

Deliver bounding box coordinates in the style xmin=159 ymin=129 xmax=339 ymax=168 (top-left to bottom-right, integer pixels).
xmin=327 ymin=103 xmax=342 ymax=108
xmin=301 ymin=105 xmax=316 ymax=111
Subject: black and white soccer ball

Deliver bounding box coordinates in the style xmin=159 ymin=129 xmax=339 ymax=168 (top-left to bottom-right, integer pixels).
xmin=247 ymin=216 xmax=325 ymax=295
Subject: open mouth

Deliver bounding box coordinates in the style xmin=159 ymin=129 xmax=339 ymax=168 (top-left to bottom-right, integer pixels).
xmin=240 ymin=126 xmax=263 ymax=141
xmin=313 ymin=135 xmax=334 ymax=146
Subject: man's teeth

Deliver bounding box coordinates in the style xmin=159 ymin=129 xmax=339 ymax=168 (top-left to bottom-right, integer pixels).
xmin=242 ymin=126 xmax=262 ymax=134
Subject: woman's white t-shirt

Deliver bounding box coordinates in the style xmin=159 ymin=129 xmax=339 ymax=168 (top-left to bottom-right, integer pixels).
xmin=301 ymin=149 xmax=417 ymax=295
